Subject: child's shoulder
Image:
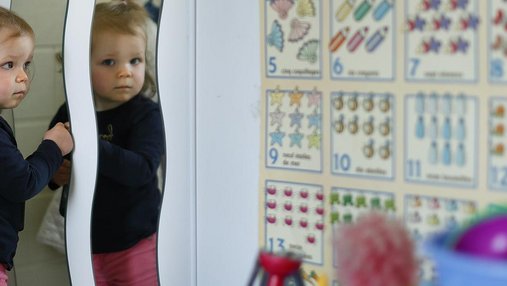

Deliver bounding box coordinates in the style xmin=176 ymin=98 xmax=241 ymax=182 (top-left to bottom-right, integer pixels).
xmin=0 ymin=117 xmax=14 ymax=142
xmin=132 ymin=95 xmax=159 ymax=110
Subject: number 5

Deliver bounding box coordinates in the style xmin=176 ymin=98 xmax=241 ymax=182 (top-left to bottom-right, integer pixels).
xmin=268 ymin=56 xmax=277 ymax=73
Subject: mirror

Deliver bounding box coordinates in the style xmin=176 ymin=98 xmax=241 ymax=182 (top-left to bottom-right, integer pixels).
xmin=5 ymin=0 xmax=70 ymax=286
xmin=89 ymin=1 xmax=163 ymax=283
xmin=47 ymin=0 xmax=164 ymax=285
xmin=89 ymin=2 xmax=163 ymax=284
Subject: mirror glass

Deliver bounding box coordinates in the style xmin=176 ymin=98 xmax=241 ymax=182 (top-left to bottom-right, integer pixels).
xmin=46 ymin=1 xmax=164 ymax=285
xmin=6 ymin=0 xmax=69 ymax=285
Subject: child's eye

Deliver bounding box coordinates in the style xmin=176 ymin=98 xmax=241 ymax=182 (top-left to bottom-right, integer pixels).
xmin=1 ymin=62 xmax=14 ymax=70
xmin=101 ymin=59 xmax=115 ymax=66
xmin=130 ymin=58 xmax=142 ymax=65
xmin=23 ymin=61 xmax=31 ymax=71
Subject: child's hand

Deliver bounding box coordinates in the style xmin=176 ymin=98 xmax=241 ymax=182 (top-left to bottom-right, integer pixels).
xmin=44 ymin=122 xmax=74 ymax=156
xmin=52 ymin=159 xmax=72 ymax=186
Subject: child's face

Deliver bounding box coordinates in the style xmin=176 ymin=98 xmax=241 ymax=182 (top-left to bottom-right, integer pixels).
xmin=91 ymin=30 xmax=146 ymax=111
xmin=0 ymin=28 xmax=34 ymax=109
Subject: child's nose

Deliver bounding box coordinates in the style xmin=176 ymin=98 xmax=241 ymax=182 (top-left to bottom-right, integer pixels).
xmin=117 ymin=65 xmax=132 ymax=78
xmin=15 ymin=69 xmax=29 ymax=83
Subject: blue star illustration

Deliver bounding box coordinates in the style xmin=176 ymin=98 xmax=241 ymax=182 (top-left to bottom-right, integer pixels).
xmin=468 ymin=15 xmax=479 ymax=30
xmin=457 ymin=0 xmax=469 ymax=9
xmin=429 ymin=37 xmax=441 ymax=53
xmin=289 ymin=132 xmax=304 ymax=148
xmin=269 ymin=130 xmax=285 ymax=146
xmin=456 ymin=37 xmax=469 ymax=53
xmin=307 ymin=112 xmax=321 ymax=129
xmin=440 ymin=15 xmax=451 ymax=30
xmin=289 ymin=110 xmax=304 ymax=128
xmin=415 ymin=15 xmax=426 ymax=31
xmin=430 ymin=0 xmax=441 ymax=10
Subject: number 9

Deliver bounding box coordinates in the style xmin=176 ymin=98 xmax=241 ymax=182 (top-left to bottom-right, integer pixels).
xmin=269 ymin=148 xmax=278 ymax=164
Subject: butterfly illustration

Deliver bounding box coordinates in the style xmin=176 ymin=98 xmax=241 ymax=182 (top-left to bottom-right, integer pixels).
xmin=270 ymin=0 xmax=294 ymax=20
xmin=297 ymin=39 xmax=319 ymax=63
xmin=267 ymin=20 xmax=284 ymax=52
xmin=288 ymin=18 xmax=311 ymax=42
xmin=297 ymin=0 xmax=315 ymax=17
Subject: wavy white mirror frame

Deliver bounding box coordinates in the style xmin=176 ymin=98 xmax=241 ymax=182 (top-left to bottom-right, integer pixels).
xmin=63 ymin=0 xmax=96 ymax=285
xmin=157 ymin=0 xmax=196 ymax=285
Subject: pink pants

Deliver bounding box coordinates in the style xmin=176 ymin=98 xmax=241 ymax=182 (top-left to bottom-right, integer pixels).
xmin=0 ymin=264 xmax=7 ymax=286
xmin=93 ymin=234 xmax=158 ymax=286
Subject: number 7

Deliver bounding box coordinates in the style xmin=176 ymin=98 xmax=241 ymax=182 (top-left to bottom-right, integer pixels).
xmin=409 ymin=58 xmax=420 ymax=76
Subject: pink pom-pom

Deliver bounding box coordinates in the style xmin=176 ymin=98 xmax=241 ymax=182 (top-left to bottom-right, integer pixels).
xmin=334 ymin=212 xmax=417 ymax=286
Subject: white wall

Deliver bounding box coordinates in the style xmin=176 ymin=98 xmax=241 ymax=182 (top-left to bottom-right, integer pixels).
xmin=196 ymin=0 xmax=260 ymax=284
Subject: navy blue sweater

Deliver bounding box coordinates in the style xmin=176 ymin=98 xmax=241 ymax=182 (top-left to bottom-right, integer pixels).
xmin=0 ymin=116 xmax=63 ymax=269
xmin=51 ymin=95 xmax=164 ymax=253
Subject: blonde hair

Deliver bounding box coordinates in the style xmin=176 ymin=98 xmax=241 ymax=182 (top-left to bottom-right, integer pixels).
xmin=92 ymin=0 xmax=156 ymax=97
xmin=0 ymin=7 xmax=35 ymax=40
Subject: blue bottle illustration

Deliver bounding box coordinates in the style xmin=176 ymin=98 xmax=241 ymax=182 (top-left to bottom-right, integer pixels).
xmin=456 ymin=94 xmax=466 ymax=115
xmin=415 ymin=93 xmax=425 ymax=114
xmin=442 ymin=117 xmax=452 ymax=140
xmin=429 ymin=141 xmax=438 ymax=165
xmin=456 ymin=117 xmax=465 ymax=141
xmin=428 ymin=93 xmax=438 ymax=114
xmin=456 ymin=143 xmax=465 ymax=167
xmin=416 ymin=116 xmax=425 ymax=139
xmin=442 ymin=142 xmax=452 ymax=166
xmin=442 ymin=94 xmax=452 ymax=116
xmin=430 ymin=116 xmax=438 ymax=140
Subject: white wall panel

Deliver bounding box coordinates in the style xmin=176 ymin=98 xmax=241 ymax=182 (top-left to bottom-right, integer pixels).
xmin=157 ymin=0 xmax=196 ymax=285
xmin=196 ymin=0 xmax=260 ymax=284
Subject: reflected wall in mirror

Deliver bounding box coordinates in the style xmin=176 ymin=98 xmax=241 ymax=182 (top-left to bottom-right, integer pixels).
xmin=48 ymin=0 xmax=164 ymax=285
xmin=5 ymin=1 xmax=69 ymax=286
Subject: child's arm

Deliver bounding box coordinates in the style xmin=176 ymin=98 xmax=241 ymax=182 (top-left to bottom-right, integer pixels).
xmin=43 ymin=122 xmax=73 ymax=156
xmin=98 ymin=104 xmax=164 ymax=187
xmin=0 ymin=131 xmax=66 ymax=202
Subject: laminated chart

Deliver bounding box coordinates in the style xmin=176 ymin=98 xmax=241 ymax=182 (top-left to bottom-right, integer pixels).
xmin=489 ymin=98 xmax=507 ymax=190
xmin=266 ymin=87 xmax=322 ymax=172
xmin=329 ymin=188 xmax=396 ymax=265
xmin=404 ymin=93 xmax=477 ymax=187
xmin=331 ymin=92 xmax=394 ymax=179
xmin=404 ymin=194 xmax=478 ymax=284
xmin=264 ymin=180 xmax=325 ymax=264
xmin=405 ymin=0 xmax=479 ymax=82
xmin=330 ymin=0 xmax=395 ymax=80
xmin=258 ymin=1 xmax=506 ymax=286
xmin=265 ymin=0 xmax=322 ymax=78
xmin=490 ymin=0 xmax=507 ymax=82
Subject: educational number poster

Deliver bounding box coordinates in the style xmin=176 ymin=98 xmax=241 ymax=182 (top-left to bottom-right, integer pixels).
xmin=259 ymin=1 xmax=507 ymax=285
